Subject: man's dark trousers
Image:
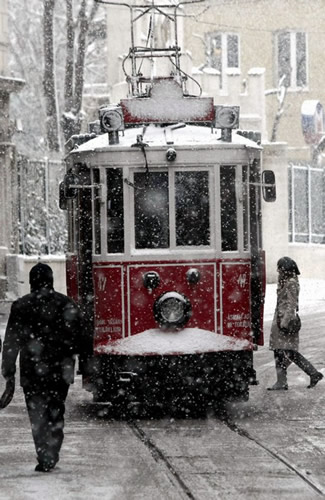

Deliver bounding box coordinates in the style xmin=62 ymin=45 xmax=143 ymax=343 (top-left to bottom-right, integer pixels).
xmin=24 ymin=381 xmax=69 ymax=468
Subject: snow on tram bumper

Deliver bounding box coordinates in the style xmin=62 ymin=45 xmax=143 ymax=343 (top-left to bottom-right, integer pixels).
xmin=95 ymin=327 xmax=251 ymax=356
xmin=92 ymin=330 xmax=254 ymax=406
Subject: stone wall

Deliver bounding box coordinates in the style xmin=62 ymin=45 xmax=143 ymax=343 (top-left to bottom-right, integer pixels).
xmin=6 ymin=255 xmax=67 ymax=297
xmin=0 ymin=0 xmax=25 ymax=298
xmin=0 ymin=0 xmax=8 ymax=75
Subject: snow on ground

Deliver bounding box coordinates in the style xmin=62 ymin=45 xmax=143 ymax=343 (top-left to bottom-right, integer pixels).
xmin=0 ymin=279 xmax=324 ymax=499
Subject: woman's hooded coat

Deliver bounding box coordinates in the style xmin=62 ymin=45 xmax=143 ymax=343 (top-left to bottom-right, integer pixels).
xmin=270 ymin=273 xmax=300 ymax=351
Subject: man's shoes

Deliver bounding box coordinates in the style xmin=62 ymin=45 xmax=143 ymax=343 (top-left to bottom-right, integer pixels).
xmin=307 ymin=372 xmax=323 ymax=389
xmin=267 ymin=383 xmax=288 ymax=391
xmin=35 ymin=462 xmax=55 ymax=473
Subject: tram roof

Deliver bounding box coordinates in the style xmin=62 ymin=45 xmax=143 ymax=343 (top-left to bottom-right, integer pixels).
xmin=71 ymin=123 xmax=262 ymax=154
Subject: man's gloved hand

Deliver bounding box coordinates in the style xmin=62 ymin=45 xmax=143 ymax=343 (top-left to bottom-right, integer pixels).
xmin=0 ymin=377 xmax=15 ymax=409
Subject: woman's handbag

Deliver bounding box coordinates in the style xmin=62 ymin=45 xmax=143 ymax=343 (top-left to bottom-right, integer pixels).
xmin=279 ymin=313 xmax=301 ymax=334
xmin=287 ymin=314 xmax=301 ymax=334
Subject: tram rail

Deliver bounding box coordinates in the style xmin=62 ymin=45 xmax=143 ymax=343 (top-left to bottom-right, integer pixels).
xmin=129 ymin=420 xmax=197 ymax=500
xmin=221 ymin=412 xmax=325 ymax=497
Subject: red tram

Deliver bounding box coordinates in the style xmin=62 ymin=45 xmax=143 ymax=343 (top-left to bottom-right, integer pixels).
xmin=60 ymin=0 xmax=276 ymax=412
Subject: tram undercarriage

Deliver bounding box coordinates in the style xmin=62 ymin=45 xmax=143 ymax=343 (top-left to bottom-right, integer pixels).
xmin=91 ymin=351 xmax=255 ymax=413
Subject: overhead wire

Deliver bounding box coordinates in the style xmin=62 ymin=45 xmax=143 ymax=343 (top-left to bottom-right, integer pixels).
xmin=169 ymin=56 xmax=202 ymax=96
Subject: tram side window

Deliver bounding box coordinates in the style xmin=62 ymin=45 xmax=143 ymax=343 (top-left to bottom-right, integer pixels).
xmin=107 ymin=168 xmax=124 ymax=253
xmin=93 ymin=168 xmax=101 ymax=254
xmin=134 ymin=172 xmax=169 ymax=249
xmin=220 ymin=166 xmax=238 ymax=251
xmin=175 ymin=171 xmax=210 ymax=246
xmin=242 ymin=165 xmax=249 ymax=251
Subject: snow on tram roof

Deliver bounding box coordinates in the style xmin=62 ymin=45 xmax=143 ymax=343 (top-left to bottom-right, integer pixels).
xmin=73 ymin=123 xmax=261 ymax=153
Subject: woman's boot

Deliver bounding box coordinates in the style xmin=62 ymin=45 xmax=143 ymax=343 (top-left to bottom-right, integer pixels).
xmin=287 ymin=351 xmax=323 ymax=388
xmin=307 ymin=372 xmax=323 ymax=388
xmin=267 ymin=367 xmax=288 ymax=390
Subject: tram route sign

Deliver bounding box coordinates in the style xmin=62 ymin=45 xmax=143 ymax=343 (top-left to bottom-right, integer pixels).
xmin=121 ymin=80 xmax=215 ymax=124
xmin=93 ymin=266 xmax=124 ymax=346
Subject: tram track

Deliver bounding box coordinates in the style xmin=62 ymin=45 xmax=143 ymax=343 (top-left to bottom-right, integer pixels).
xmin=127 ymin=407 xmax=325 ymax=499
xmin=80 ymin=393 xmax=325 ymax=498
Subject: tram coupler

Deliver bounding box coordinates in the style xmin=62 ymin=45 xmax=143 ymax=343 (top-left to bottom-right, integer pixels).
xmin=118 ymin=371 xmax=139 ymax=383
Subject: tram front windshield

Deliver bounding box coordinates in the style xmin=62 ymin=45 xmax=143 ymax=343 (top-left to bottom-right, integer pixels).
xmin=175 ymin=171 xmax=210 ymax=246
xmin=104 ymin=166 xmax=243 ymax=254
xmin=134 ymin=171 xmax=210 ymax=249
xmin=134 ymin=172 xmax=170 ymax=249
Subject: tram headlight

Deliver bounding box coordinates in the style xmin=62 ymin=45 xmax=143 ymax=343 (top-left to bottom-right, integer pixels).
xmin=166 ymin=148 xmax=177 ymax=162
xmin=214 ymin=106 xmax=239 ymax=129
xmin=154 ymin=292 xmax=191 ymax=329
xmin=99 ymin=106 xmax=124 ymax=132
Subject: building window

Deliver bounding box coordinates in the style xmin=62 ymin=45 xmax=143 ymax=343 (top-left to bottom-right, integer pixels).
xmin=289 ymin=164 xmax=325 ymax=244
xmin=205 ymin=32 xmax=239 ymax=88
xmin=276 ymin=31 xmax=307 ymax=89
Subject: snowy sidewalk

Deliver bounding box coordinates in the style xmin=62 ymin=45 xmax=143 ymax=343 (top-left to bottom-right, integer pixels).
xmin=264 ymin=278 xmax=325 ymax=321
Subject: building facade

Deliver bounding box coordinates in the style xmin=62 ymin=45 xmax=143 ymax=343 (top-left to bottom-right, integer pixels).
xmin=184 ymin=0 xmax=325 ymax=158
xmin=0 ymin=0 xmax=24 ymax=298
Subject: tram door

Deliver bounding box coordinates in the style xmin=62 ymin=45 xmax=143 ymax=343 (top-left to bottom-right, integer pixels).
xmin=65 ymin=165 xmax=94 ymax=312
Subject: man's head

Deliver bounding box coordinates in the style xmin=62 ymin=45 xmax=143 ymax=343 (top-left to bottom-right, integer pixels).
xmin=29 ymin=263 xmax=54 ymax=292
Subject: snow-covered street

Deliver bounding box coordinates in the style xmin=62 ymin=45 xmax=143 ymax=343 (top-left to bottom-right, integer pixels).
xmin=1 ymin=279 xmax=325 ymax=499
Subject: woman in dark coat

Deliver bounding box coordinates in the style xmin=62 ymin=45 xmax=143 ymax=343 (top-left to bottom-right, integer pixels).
xmin=268 ymin=257 xmax=323 ymax=390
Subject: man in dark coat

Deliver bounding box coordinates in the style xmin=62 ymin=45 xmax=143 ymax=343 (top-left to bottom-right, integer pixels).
xmin=1 ymin=263 xmax=89 ymax=472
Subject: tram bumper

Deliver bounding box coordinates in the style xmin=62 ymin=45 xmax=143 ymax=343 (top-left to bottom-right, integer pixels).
xmin=92 ymin=351 xmax=253 ymax=408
